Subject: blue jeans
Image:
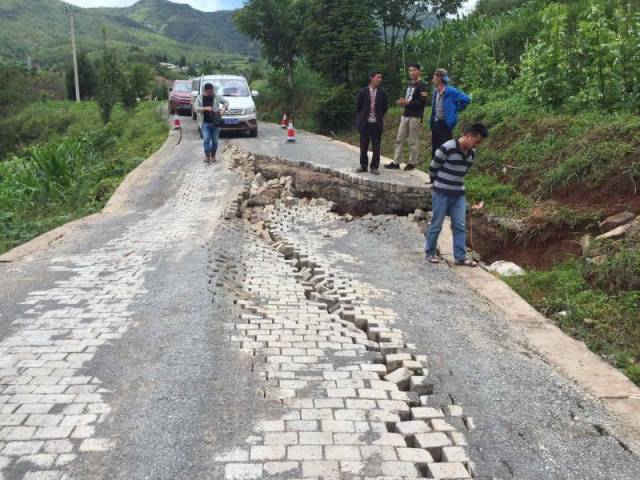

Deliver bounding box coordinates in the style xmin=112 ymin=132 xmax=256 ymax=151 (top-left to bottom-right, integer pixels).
xmin=425 ymin=191 xmax=467 ymax=261
xmin=202 ymin=123 xmax=220 ymax=155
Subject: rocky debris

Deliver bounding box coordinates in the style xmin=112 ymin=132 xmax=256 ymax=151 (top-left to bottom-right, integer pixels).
xmin=580 ymin=234 xmax=593 ymax=255
xmin=487 ymin=260 xmax=524 ymax=277
xmin=409 ymin=208 xmax=431 ymax=222
xmin=599 ymin=211 xmax=636 ymax=232
xmin=595 ymin=223 xmax=633 ymax=241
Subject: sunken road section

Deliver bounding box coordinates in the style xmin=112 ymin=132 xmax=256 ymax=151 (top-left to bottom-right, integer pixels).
xmin=238 ymin=152 xmax=431 ymax=216
xmin=205 ymin=144 xmax=475 ymax=479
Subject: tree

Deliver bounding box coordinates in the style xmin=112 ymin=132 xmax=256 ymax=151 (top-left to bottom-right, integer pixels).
xmin=66 ymin=51 xmax=96 ymax=101
xmin=518 ymin=3 xmax=572 ymax=108
xmin=616 ymin=1 xmax=640 ymax=111
xmin=234 ymin=0 xmax=305 ymax=89
xmin=576 ymin=2 xmax=619 ymax=110
xmin=96 ymin=29 xmax=121 ymax=124
xmin=301 ymin=0 xmax=380 ymax=86
xmin=371 ymin=0 xmax=461 ymax=71
xmin=178 ymin=55 xmax=187 ymax=68
xmin=130 ymin=63 xmax=154 ymax=99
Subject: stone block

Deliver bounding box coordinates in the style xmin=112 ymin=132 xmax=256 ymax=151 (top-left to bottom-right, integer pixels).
xmin=383 ymin=368 xmax=413 ymax=390
xmin=414 ymin=432 xmax=452 ymax=460
xmin=426 ymin=462 xmax=471 ymax=479
xmin=442 ymin=446 xmax=469 ymax=463
xmin=397 ymin=447 xmax=434 ymax=464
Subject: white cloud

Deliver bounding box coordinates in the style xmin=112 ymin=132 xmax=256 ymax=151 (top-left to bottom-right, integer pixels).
xmin=62 ymin=0 xmax=243 ymax=11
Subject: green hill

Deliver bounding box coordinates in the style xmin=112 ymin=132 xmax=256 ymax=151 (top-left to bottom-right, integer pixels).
xmin=107 ymin=0 xmax=256 ymax=55
xmin=0 ymin=0 xmax=255 ymax=67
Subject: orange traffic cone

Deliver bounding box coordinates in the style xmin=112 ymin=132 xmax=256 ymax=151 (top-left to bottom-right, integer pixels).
xmin=173 ymin=115 xmax=181 ymax=130
xmin=281 ymin=112 xmax=288 ymax=129
xmin=286 ymin=120 xmax=296 ymax=143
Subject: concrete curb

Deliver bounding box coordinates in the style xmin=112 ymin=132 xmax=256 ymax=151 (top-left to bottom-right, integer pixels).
xmin=0 ymin=129 xmax=177 ymax=263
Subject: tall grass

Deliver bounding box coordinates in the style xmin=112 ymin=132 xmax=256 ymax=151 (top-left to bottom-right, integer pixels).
xmin=0 ymin=101 xmax=167 ymax=253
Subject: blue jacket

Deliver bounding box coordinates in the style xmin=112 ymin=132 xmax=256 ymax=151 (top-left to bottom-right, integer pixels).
xmin=431 ymin=85 xmax=471 ymax=130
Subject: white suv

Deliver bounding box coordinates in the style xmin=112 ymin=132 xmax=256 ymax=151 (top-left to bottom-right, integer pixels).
xmin=191 ymin=74 xmax=259 ymax=137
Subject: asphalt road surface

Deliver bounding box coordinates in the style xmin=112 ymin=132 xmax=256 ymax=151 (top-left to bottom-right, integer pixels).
xmin=0 ymin=120 xmax=638 ymax=480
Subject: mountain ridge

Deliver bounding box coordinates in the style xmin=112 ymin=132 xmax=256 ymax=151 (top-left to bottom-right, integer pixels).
xmin=0 ymin=0 xmax=254 ymax=66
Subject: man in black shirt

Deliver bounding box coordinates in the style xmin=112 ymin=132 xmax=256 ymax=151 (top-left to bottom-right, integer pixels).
xmin=385 ymin=63 xmax=429 ymax=172
xmin=355 ymin=71 xmax=389 ymax=175
xmin=195 ymin=83 xmax=229 ymax=164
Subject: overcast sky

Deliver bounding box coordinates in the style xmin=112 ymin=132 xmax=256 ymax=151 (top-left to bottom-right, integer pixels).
xmin=64 ymin=0 xmax=479 ymax=14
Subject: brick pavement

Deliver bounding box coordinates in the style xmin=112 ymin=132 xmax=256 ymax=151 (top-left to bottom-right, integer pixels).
xmin=0 ymin=164 xmax=227 ymax=480
xmin=210 ymin=170 xmax=475 ymax=479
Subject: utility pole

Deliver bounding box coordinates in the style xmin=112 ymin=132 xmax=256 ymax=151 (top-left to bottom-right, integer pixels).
xmin=69 ymin=11 xmax=81 ymax=102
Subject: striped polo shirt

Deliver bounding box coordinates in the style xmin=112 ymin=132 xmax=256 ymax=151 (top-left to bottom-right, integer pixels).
xmin=429 ymin=139 xmax=475 ymax=196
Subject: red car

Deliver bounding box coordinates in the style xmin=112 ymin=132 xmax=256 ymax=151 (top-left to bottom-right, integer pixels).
xmin=168 ymin=80 xmax=192 ymax=116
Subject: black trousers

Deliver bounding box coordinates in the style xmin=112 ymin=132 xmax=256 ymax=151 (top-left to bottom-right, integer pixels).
xmin=360 ymin=123 xmax=382 ymax=170
xmin=431 ymin=119 xmax=453 ymax=156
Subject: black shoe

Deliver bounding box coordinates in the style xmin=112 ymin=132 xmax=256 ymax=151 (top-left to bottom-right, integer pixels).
xmin=355 ymin=167 xmax=368 ymax=173
xmin=384 ymin=163 xmax=400 ymax=169
xmin=370 ymin=168 xmax=380 ymax=175
xmin=403 ymin=164 xmax=415 ymax=171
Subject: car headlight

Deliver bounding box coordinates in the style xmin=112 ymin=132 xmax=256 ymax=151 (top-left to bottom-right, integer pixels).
xmin=244 ymin=106 xmax=256 ymax=115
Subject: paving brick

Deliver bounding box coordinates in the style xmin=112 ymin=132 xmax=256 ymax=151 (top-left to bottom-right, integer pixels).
xmin=409 ymin=376 xmax=433 ymax=395
xmin=397 ymin=447 xmax=434 ymax=464
xmin=394 ymin=420 xmax=431 ymax=436
xmin=3 ymin=440 xmax=43 ymax=456
xmin=287 ymin=445 xmax=323 ymax=460
xmin=251 ymin=445 xmax=286 ymax=460
xmin=299 ymin=431 xmax=333 ymax=445
xmin=414 ymin=432 xmax=452 ymax=460
xmin=411 ymin=407 xmax=444 ymax=420
xmin=225 ymin=463 xmax=263 ymax=480
xmin=325 ymin=444 xmax=361 ymax=460
xmin=302 ymin=460 xmax=339 ymax=477
xmin=264 ymin=461 xmax=298 ymax=475
xmin=442 ymin=446 xmax=469 ymax=463
xmin=264 ymin=432 xmax=298 ymax=445
xmin=380 ymin=460 xmax=421 ymax=477
xmin=426 ymin=462 xmax=471 ymax=479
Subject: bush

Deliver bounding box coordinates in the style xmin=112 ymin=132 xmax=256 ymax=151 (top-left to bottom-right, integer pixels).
xmin=316 ymin=84 xmax=355 ymax=132
xmin=582 ymin=248 xmax=640 ymax=292
xmin=0 ymin=101 xmax=167 ymax=254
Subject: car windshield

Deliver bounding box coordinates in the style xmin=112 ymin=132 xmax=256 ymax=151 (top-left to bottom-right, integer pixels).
xmin=173 ymin=83 xmax=191 ymax=92
xmin=211 ymin=79 xmax=250 ymax=97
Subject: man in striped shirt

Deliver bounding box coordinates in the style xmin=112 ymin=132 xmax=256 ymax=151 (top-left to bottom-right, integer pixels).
xmin=425 ymin=123 xmax=489 ymax=267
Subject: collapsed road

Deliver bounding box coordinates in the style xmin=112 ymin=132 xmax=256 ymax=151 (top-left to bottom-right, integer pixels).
xmin=0 ymin=121 xmax=638 ymax=479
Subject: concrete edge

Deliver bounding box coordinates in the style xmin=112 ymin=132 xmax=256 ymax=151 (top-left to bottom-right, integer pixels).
xmin=269 ymin=122 xmax=432 ymax=185
xmin=0 ymin=129 xmax=177 ymax=263
xmin=438 ymin=224 xmax=640 ymax=454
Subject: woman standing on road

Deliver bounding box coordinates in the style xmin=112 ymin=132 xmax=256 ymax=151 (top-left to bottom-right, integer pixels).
xmin=195 ymin=82 xmax=229 ymax=164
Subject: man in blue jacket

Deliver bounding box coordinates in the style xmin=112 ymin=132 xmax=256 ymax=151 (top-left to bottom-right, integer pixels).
xmin=430 ymin=69 xmax=471 ymax=156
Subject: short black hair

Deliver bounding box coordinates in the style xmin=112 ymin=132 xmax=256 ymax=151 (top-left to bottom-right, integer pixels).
xmin=464 ymin=123 xmax=489 ymax=138
xmin=204 ymin=82 xmax=214 ymax=90
xmin=408 ymin=63 xmax=421 ymax=70
xmin=368 ymin=70 xmax=382 ymax=80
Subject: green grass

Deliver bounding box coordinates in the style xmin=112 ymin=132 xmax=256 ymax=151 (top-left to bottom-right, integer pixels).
xmin=0 ymin=100 xmax=167 ymax=254
xmin=505 ymin=258 xmax=640 ymax=386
